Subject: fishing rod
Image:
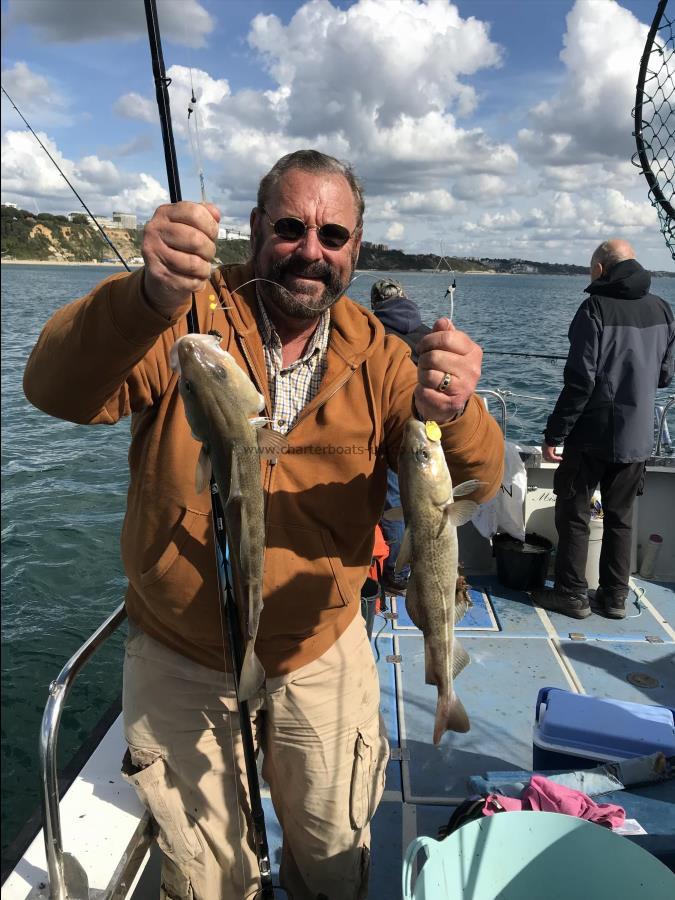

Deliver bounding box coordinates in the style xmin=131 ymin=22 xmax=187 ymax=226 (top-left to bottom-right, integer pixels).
xmin=1 ymin=85 xmax=131 ymax=271
xmin=142 ymin=2 xmax=277 ymax=897
xmin=484 ymin=350 xmax=567 ymax=361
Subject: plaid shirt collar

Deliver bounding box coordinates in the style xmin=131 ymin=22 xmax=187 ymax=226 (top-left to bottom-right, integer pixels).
xmin=256 ymin=296 xmax=330 ymax=371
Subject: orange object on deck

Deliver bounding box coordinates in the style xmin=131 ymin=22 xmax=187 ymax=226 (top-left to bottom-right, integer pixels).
xmin=369 ymin=526 xmax=390 ymax=612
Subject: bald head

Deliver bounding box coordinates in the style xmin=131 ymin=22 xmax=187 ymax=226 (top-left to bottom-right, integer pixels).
xmin=590 ymin=239 xmax=636 ymax=279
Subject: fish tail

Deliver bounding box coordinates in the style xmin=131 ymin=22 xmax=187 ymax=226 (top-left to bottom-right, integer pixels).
xmin=433 ymin=690 xmax=470 ymax=744
xmin=237 ymin=642 xmax=265 ymax=702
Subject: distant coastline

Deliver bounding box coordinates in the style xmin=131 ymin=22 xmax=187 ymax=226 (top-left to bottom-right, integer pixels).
xmin=1 ymin=259 xmax=141 ymax=267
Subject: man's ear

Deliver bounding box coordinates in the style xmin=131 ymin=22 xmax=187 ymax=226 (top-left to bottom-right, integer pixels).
xmin=250 ymin=208 xmax=260 ymax=249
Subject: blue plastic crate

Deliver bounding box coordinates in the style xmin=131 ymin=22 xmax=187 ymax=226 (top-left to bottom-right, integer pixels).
xmin=533 ymin=687 xmax=675 ymax=770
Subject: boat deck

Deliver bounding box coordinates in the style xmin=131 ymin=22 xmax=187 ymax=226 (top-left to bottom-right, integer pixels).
xmin=363 ymin=573 xmax=675 ymax=896
xmin=4 ymin=574 xmax=674 ymax=899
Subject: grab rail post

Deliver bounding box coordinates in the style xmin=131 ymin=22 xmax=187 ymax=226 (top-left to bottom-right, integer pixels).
xmin=39 ymin=602 xmax=127 ymax=900
xmin=476 ymin=389 xmax=508 ymax=436
xmin=654 ymin=394 xmax=675 ymax=457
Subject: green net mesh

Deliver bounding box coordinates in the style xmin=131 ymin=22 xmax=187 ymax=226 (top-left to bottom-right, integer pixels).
xmin=633 ymin=0 xmax=675 ymax=260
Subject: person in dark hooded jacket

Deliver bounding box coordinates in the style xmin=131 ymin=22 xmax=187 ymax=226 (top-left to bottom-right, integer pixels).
xmin=371 ymin=279 xmax=432 ymax=593
xmin=535 ymin=239 xmax=674 ymax=620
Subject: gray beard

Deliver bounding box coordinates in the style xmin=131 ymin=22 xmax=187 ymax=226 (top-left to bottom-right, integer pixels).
xmin=252 ymin=250 xmax=353 ymax=320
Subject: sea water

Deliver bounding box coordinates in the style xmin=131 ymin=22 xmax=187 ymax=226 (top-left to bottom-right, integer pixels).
xmin=1 ymin=263 xmax=673 ymax=854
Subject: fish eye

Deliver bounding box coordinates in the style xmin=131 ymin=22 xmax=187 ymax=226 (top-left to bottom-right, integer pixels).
xmin=415 ymin=448 xmax=430 ymax=462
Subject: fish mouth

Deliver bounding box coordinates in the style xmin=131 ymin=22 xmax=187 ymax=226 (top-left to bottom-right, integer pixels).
xmin=169 ymin=333 xmax=222 ymax=374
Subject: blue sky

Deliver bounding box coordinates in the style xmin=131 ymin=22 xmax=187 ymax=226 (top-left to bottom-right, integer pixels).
xmin=2 ymin=0 xmax=673 ymax=269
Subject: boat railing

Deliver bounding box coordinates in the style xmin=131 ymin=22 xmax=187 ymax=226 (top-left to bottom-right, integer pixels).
xmin=476 ymin=389 xmax=508 ymax=436
xmin=654 ymin=393 xmax=675 ymax=458
xmin=39 ymin=601 xmax=153 ymax=900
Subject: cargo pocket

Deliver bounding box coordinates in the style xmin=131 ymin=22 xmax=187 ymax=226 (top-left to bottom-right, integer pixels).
xmin=349 ymin=714 xmax=389 ymax=830
xmin=122 ymin=748 xmax=203 ymax=865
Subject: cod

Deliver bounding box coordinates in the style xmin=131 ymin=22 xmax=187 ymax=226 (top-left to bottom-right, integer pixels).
xmin=170 ymin=333 xmax=285 ymax=702
xmin=393 ymin=419 xmax=481 ymax=744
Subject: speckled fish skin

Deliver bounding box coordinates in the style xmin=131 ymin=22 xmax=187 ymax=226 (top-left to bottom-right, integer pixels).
xmin=397 ymin=419 xmax=478 ymax=744
xmin=169 ymin=333 xmax=266 ymax=701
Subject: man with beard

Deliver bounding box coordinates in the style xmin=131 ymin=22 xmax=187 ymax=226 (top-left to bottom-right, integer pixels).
xmin=24 ymin=150 xmax=504 ymax=900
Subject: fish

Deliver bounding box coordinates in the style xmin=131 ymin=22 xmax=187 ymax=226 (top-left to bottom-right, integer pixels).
xmin=169 ymin=333 xmax=286 ymax=701
xmin=390 ymin=419 xmax=481 ymax=744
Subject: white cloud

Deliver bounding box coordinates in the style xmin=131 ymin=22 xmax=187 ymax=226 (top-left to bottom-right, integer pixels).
xmin=519 ymin=0 xmax=648 ymax=166
xmin=1 ymin=61 xmax=72 ymax=127
xmin=1 ymin=129 xmax=167 ymax=216
xmin=386 ymin=222 xmax=405 ymax=241
xmin=398 ymin=189 xmax=455 ymax=215
xmin=5 ymin=0 xmax=214 ymax=48
xmin=113 ymin=93 xmax=158 ymax=124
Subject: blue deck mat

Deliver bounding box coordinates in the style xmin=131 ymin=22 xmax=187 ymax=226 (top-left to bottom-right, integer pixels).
xmin=370 ymin=797 xmax=405 ymax=898
xmin=470 ymin=576 xmax=552 ymax=638
xmin=374 ymin=630 xmax=402 ymax=793
xmin=393 ymin=587 xmax=499 ymax=632
xmin=392 ymin=576 xmax=554 ymax=639
xmin=540 ymin=579 xmax=675 ymax=643
xmin=395 ymin=633 xmax=574 ymax=802
xmin=560 ymin=639 xmax=675 ymax=706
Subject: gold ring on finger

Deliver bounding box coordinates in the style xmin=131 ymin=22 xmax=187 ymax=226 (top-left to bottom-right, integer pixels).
xmin=437 ymin=372 xmax=452 ymax=393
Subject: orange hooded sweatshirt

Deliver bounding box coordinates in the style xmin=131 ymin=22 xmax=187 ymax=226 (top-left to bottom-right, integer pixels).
xmin=24 ymin=262 xmax=504 ymax=675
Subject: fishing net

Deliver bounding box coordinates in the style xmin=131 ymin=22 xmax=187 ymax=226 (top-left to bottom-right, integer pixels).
xmin=633 ymin=0 xmax=675 ymax=260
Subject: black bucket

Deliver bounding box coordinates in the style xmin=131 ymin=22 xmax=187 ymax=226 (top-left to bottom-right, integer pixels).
xmin=360 ymin=577 xmax=380 ymax=639
xmin=493 ymin=532 xmax=553 ymax=590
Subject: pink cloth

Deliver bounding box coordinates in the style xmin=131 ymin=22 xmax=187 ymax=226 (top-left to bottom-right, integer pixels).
xmin=483 ymin=775 xmax=625 ymax=830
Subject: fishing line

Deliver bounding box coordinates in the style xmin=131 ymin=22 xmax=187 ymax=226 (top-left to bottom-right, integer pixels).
xmin=1 ymin=85 xmax=130 ymax=271
xmin=187 ymin=68 xmax=208 ymax=203
xmin=373 ymin=612 xmax=391 ymax=663
xmin=626 ymin=584 xmax=645 ymax=619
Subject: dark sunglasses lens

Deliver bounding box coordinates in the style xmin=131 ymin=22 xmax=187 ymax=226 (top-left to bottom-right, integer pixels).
xmin=317 ymin=224 xmax=351 ymax=248
xmin=274 ymin=217 xmax=307 ymax=241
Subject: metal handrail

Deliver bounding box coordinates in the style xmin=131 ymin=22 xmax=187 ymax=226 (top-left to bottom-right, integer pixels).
xmin=39 ymin=602 xmax=127 ymax=900
xmin=654 ymin=394 xmax=675 ymax=457
xmin=476 ymin=389 xmax=507 ymax=437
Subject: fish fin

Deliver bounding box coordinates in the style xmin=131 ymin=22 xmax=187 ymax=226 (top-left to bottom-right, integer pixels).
xmin=454 ymin=598 xmax=471 ymax=624
xmin=227 ymin=456 xmax=243 ymax=506
xmin=238 ymin=643 xmax=266 ymax=702
xmin=452 ymin=479 xmax=485 ymax=498
xmin=395 ymin=526 xmax=412 ymax=573
xmin=195 ymin=447 xmax=212 ymax=494
xmin=382 ymin=506 xmax=404 ymax=521
xmin=446 ymin=500 xmax=479 ymax=528
xmin=257 ymin=428 xmax=289 ymax=458
xmin=433 ymin=691 xmax=470 ymax=744
xmin=249 ymin=416 xmax=272 ymax=429
xmin=405 ymin=580 xmax=424 ymax=630
xmin=452 ymin=639 xmax=471 ymax=678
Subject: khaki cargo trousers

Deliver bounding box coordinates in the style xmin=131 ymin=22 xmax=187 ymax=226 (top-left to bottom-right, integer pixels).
xmin=122 ymin=613 xmax=388 ymax=900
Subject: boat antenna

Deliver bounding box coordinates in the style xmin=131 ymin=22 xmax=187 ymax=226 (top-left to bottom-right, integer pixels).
xmin=142 ymin=4 xmax=277 ymax=897
xmin=1 ymin=85 xmax=130 ymax=271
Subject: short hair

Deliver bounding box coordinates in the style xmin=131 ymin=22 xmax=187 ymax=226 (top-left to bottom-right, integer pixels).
xmin=591 ymin=241 xmax=632 ymax=273
xmin=256 ymin=150 xmax=365 ymax=226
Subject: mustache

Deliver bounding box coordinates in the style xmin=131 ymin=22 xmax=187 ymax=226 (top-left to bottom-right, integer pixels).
xmin=271 ymin=255 xmax=337 ymax=283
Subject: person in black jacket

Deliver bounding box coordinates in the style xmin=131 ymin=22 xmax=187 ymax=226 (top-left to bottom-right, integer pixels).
xmin=371 ymin=279 xmax=432 ymax=594
xmin=535 ymin=239 xmax=674 ymax=619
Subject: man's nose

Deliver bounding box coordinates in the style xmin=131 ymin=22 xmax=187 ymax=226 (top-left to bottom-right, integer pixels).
xmin=294 ymin=225 xmax=323 ymax=260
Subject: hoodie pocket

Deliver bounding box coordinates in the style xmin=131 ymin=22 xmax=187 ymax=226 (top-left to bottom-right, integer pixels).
xmin=140 ymin=508 xmax=204 ymax=587
xmin=263 ymin=523 xmax=352 ymax=630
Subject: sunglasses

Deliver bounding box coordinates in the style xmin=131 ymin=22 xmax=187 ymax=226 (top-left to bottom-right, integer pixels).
xmin=259 ymin=206 xmax=357 ymax=250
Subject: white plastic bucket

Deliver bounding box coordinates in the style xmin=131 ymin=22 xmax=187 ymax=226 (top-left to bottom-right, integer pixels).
xmin=585 ymin=516 xmax=603 ymax=590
